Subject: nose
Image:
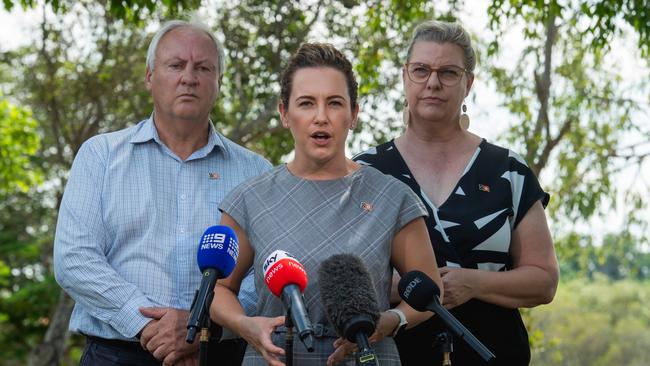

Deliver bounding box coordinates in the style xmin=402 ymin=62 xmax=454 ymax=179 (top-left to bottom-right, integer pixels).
xmin=426 ymin=70 xmax=442 ymax=90
xmin=314 ymin=103 xmax=329 ymax=125
xmin=180 ymin=65 xmax=198 ymax=86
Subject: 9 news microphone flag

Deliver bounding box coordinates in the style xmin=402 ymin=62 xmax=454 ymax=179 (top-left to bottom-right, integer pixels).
xmin=186 ymin=225 xmax=239 ymax=343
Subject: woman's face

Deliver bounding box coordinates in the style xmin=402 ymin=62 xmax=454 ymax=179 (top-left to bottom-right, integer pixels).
xmin=279 ymin=67 xmax=358 ymax=166
xmin=403 ymin=41 xmax=473 ymax=125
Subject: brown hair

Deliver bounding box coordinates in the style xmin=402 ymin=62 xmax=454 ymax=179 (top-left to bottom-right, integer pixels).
xmin=280 ymin=43 xmax=358 ymax=111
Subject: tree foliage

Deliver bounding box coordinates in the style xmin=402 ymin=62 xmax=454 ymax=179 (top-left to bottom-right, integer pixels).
xmin=1 ymin=2 xmax=152 ymax=364
xmin=0 ymin=1 xmax=649 ymax=365
xmin=2 ymin=0 xmax=201 ymax=23
xmin=0 ymin=99 xmax=41 ymax=196
xmin=488 ymin=0 xmax=650 ymax=57
xmin=484 ymin=1 xmax=649 ymax=221
xmin=527 ymin=276 xmax=650 ymax=365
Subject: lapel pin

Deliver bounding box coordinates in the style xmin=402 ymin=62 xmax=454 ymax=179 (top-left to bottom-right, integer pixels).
xmin=361 ymin=202 xmax=374 ymax=212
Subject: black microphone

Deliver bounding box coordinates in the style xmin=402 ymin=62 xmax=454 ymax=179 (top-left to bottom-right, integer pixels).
xmin=186 ymin=226 xmax=239 ymax=343
xmin=398 ymin=270 xmax=496 ymax=363
xmin=318 ymin=254 xmax=379 ymax=366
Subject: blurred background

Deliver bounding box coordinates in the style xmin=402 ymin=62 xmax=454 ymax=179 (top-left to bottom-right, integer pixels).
xmin=0 ymin=0 xmax=648 ymax=365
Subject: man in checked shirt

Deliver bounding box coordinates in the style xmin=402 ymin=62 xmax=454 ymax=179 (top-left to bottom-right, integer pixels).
xmin=53 ymin=19 xmax=271 ymax=366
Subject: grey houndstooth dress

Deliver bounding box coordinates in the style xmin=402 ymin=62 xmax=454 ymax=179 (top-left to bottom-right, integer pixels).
xmin=219 ymin=164 xmax=428 ymax=365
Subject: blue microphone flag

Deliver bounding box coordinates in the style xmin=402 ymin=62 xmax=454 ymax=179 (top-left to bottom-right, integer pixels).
xmin=197 ymin=225 xmax=238 ymax=277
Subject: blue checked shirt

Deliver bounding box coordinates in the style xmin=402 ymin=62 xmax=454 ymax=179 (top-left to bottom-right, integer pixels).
xmin=53 ymin=117 xmax=271 ymax=340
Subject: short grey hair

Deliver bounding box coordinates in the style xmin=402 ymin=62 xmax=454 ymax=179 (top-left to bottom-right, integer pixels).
xmin=406 ymin=20 xmax=476 ymax=74
xmin=146 ymin=20 xmax=225 ymax=78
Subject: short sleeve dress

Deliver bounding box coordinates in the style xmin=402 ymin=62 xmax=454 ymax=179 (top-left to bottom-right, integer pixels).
xmin=353 ymin=139 xmax=549 ymax=366
xmin=219 ymin=164 xmax=428 ymax=366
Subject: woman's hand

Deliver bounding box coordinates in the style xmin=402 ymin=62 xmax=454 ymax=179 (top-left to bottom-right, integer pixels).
xmin=327 ymin=311 xmax=400 ymax=365
xmin=238 ymin=315 xmax=286 ymax=366
xmin=369 ymin=311 xmax=400 ymax=343
xmin=439 ymin=267 xmax=478 ymax=309
xmin=328 ymin=337 xmax=357 ymax=366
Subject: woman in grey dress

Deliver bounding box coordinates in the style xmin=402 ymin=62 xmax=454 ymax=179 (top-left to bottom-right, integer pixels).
xmin=210 ymin=43 xmax=442 ymax=366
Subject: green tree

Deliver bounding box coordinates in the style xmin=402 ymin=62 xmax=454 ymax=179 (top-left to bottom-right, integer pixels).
xmin=527 ymin=277 xmax=650 ymax=365
xmin=2 ymin=0 xmax=201 ymax=23
xmin=0 ymin=99 xmax=44 ymax=364
xmin=2 ymin=1 xmax=650 ymax=365
xmin=488 ymin=0 xmax=650 ymax=57
xmin=485 ymin=1 xmax=649 ymax=221
xmin=2 ymin=2 xmax=151 ymax=364
xmin=0 ymin=99 xmax=41 ymax=195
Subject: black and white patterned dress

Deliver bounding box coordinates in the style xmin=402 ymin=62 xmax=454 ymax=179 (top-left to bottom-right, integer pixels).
xmin=353 ymin=139 xmax=549 ymax=366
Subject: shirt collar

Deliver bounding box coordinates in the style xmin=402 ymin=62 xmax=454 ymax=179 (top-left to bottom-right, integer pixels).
xmin=129 ymin=115 xmax=158 ymax=144
xmin=130 ymin=114 xmax=227 ymax=158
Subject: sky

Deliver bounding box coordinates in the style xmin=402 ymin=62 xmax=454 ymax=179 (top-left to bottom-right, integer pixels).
xmin=1 ymin=1 xmax=648 ymax=243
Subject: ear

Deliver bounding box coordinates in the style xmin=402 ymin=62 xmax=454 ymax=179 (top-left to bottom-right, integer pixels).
xmin=464 ymin=72 xmax=474 ymax=98
xmin=350 ymin=103 xmax=360 ymax=130
xmin=278 ymin=102 xmax=289 ymax=128
xmin=145 ymin=66 xmax=153 ymax=91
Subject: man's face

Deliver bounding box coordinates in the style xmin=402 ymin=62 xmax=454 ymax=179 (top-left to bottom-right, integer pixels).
xmin=145 ymin=27 xmax=219 ymax=124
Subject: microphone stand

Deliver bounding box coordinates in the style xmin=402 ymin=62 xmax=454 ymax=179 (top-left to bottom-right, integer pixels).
xmin=284 ymin=307 xmax=294 ymax=366
xmin=199 ymin=327 xmax=209 ymax=366
xmin=198 ymin=302 xmax=212 ymax=366
xmin=427 ymin=300 xmax=495 ymax=364
xmin=433 ymin=331 xmax=453 ymax=366
xmin=186 ymin=287 xmax=214 ymax=366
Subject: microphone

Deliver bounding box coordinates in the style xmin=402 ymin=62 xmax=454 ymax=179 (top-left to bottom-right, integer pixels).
xmin=263 ymin=250 xmax=315 ymax=352
xmin=186 ymin=225 xmax=239 ymax=343
xmin=398 ymin=270 xmax=496 ymax=363
xmin=318 ymin=254 xmax=379 ymax=366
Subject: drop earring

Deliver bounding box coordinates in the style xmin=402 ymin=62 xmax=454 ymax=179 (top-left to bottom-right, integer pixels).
xmin=403 ymin=100 xmax=410 ymax=125
xmin=459 ymin=103 xmax=470 ymax=130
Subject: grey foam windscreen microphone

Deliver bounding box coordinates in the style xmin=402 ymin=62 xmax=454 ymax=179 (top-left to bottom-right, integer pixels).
xmin=318 ymin=253 xmax=380 ymax=365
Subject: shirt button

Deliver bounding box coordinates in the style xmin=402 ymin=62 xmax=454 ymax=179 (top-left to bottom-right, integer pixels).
xmin=180 ymin=194 xmax=186 ymax=200
xmin=179 ymin=227 xmax=186 ymax=234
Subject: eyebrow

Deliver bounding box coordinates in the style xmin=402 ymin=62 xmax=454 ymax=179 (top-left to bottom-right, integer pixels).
xmin=409 ymin=62 xmax=463 ymax=69
xmin=294 ymin=95 xmax=347 ymax=101
xmin=164 ymin=57 xmax=215 ymax=66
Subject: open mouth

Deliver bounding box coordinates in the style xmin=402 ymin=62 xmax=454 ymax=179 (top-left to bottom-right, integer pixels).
xmin=311 ymin=131 xmax=332 ymax=143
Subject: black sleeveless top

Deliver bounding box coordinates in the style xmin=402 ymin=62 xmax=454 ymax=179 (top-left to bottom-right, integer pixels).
xmin=353 ymin=139 xmax=549 ymax=366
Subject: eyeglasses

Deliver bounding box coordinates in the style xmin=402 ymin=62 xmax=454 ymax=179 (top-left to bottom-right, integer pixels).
xmin=405 ymin=63 xmax=469 ymax=86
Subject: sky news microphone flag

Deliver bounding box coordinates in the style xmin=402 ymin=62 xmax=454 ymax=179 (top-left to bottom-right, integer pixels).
xmin=263 ymin=250 xmax=315 ymax=352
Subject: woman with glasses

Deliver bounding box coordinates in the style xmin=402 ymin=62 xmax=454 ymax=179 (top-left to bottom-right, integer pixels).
xmin=354 ymin=20 xmax=559 ymax=365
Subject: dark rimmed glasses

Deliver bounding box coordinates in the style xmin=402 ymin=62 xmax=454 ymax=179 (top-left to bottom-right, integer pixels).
xmin=405 ymin=63 xmax=469 ymax=86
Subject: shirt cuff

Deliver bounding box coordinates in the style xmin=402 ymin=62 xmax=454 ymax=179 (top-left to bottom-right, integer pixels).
xmin=109 ymin=294 xmax=154 ymax=338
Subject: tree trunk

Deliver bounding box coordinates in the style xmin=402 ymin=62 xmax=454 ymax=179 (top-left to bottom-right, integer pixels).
xmin=28 ymin=290 xmax=75 ymax=366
